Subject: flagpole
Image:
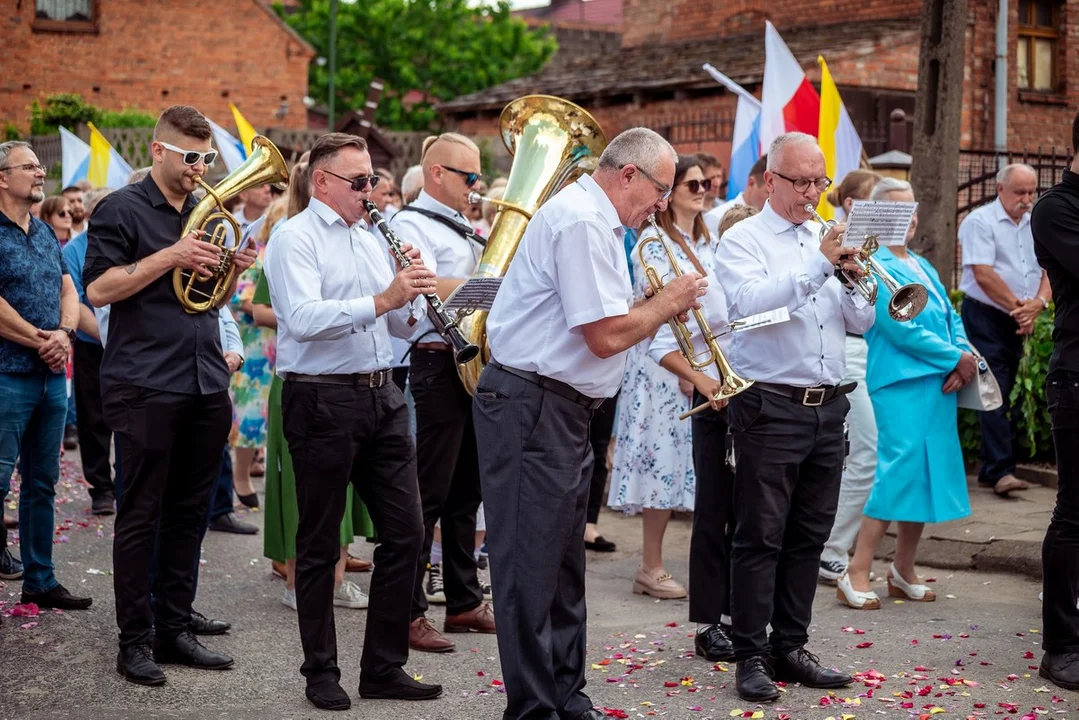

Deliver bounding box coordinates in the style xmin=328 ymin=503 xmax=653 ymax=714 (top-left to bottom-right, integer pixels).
xmin=328 ymin=0 xmax=338 ymax=129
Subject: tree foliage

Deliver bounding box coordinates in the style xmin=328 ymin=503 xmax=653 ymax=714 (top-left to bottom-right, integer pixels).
xmin=29 ymin=93 xmax=156 ymax=135
xmin=278 ymin=0 xmax=557 ymax=131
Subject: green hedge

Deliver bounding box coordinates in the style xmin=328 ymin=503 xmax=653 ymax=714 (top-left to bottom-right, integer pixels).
xmin=949 ymin=290 xmax=1054 ymax=464
xmin=29 ymin=93 xmax=155 ymax=135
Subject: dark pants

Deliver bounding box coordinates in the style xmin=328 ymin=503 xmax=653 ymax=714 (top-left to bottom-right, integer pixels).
xmin=587 ymin=396 xmax=617 ymax=525
xmin=962 ymin=298 xmax=1023 ymax=483
xmin=103 ymin=386 xmax=232 ymax=648
xmin=1043 ymin=369 xmax=1079 ymax=652
xmin=727 ymin=386 xmax=847 ymax=659
xmin=409 ymin=349 xmax=483 ymax=619
xmin=474 ymin=364 xmax=595 ymax=720
xmin=73 ymin=340 xmax=114 ymax=501
xmin=689 ymin=395 xmax=734 ymax=625
xmin=282 ymin=379 xmax=422 ymax=686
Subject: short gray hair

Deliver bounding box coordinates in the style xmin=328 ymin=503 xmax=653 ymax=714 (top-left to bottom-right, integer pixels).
xmin=598 ymin=127 xmax=676 ymax=176
xmin=127 ymin=166 xmax=151 ymax=185
xmin=870 ymin=177 xmax=913 ymax=200
xmin=0 ymin=141 xmax=33 ymax=169
xmin=401 ymin=164 xmax=423 ymax=205
xmin=997 ymin=163 xmax=1036 ymax=186
xmin=84 ymin=187 xmax=114 ymax=216
xmin=767 ymin=132 xmax=819 ymax=171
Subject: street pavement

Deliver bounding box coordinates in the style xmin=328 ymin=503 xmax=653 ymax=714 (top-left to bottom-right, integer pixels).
xmin=0 ymin=453 xmax=1073 ymax=720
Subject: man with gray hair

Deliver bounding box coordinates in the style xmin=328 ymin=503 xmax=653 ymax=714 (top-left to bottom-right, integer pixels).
xmin=472 ymin=126 xmax=708 ymax=720
xmin=715 ymin=131 xmax=873 ymax=702
xmin=959 ymin=163 xmax=1050 ymax=497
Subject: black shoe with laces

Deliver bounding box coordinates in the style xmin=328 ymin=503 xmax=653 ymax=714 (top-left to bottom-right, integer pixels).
xmin=0 ymin=548 xmax=23 ymax=580
xmin=153 ymin=630 xmax=234 ymax=670
xmin=770 ymin=647 xmax=852 ymax=688
xmin=21 ymin=583 xmax=92 ymax=610
xmin=818 ymin=560 xmax=847 ymax=583
xmin=117 ymin=644 xmax=167 ymax=686
xmin=736 ymin=656 xmax=779 ymax=702
xmin=1041 ymin=652 xmax=1079 ymax=691
xmin=695 ymin=623 xmax=735 ymax=662
xmin=189 ymin=610 xmax=231 ymax=636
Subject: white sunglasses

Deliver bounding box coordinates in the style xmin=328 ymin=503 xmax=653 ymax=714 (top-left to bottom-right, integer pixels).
xmin=158 ymin=141 xmax=218 ymax=168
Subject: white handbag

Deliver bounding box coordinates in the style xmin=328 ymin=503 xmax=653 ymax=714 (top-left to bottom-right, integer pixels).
xmin=957 ymin=348 xmax=1003 ymax=411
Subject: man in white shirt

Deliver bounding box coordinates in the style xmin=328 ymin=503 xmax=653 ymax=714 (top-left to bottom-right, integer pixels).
xmin=714 ymin=132 xmax=874 ymax=702
xmin=389 ymin=133 xmax=493 ymax=653
xmin=263 ymin=132 xmax=442 ymax=711
xmin=959 ymin=163 xmax=1051 ymax=496
xmin=474 ymin=127 xmax=707 ymax=720
xmin=704 ymin=154 xmax=769 ymax=237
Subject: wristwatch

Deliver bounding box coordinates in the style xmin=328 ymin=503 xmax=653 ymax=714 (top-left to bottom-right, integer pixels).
xmin=60 ymin=326 xmax=76 ymax=344
xmin=1038 ymin=296 xmax=1050 ymax=309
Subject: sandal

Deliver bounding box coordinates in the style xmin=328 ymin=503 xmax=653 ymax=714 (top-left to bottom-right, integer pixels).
xmin=886 ymin=563 xmax=936 ymax=602
xmin=836 ymin=572 xmax=880 ymax=610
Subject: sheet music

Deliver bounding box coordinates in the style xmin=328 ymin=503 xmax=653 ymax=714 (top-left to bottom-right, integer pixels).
xmin=843 ymin=200 xmax=918 ymax=248
xmin=444 ymin=277 xmax=503 ymax=314
xmin=731 ymin=307 xmax=791 ymax=332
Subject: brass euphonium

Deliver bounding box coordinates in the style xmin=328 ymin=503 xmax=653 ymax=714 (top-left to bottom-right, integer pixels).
xmin=455 ymin=95 xmax=608 ymax=394
xmin=639 ymin=216 xmax=754 ymax=420
xmin=172 ymin=135 xmax=289 ymax=313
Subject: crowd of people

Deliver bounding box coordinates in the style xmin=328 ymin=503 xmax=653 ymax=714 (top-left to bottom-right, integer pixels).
xmin=0 ymin=103 xmax=1077 ymax=718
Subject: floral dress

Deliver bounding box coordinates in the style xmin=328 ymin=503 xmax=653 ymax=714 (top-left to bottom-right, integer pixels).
xmin=230 ymin=246 xmax=276 ymax=449
xmin=608 ymin=225 xmax=716 ymax=513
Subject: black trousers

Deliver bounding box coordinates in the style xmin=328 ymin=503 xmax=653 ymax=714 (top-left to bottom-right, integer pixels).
xmin=102 ymin=386 xmax=232 ymax=648
xmin=1044 ymin=369 xmax=1079 ymax=652
xmin=727 ymin=386 xmax=847 ymax=659
xmin=474 ymin=365 xmax=595 ymax=720
xmin=962 ymin=298 xmax=1023 ymax=483
xmin=73 ymin=340 xmax=114 ymax=500
xmin=586 ymin=395 xmax=617 ymax=525
xmin=689 ymin=394 xmax=734 ymax=625
xmin=282 ymin=379 xmax=422 ymax=685
xmin=409 ymin=349 xmax=483 ymax=619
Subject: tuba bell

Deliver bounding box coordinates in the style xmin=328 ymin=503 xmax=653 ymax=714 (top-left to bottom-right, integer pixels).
xmin=172 ymin=135 xmax=289 ymax=314
xmin=455 ymin=95 xmax=608 ymax=394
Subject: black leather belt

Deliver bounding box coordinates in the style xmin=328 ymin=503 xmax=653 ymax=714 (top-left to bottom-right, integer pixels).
xmin=754 ymin=381 xmax=857 ymax=407
xmin=282 ymin=369 xmax=391 ymax=388
xmin=489 ymin=361 xmax=605 ymax=410
xmin=846 ymin=332 xmax=863 ymax=339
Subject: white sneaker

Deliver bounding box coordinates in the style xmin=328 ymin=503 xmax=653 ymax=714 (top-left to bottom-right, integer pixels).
xmin=836 ymin=572 xmax=881 ymax=610
xmin=282 ymin=587 xmax=297 ymax=611
xmin=333 ymin=580 xmax=369 ymax=609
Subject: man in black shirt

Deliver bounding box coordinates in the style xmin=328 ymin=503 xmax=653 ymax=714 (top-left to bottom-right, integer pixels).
xmin=1031 ymin=110 xmax=1079 ymax=691
xmin=85 ymin=105 xmax=257 ymax=687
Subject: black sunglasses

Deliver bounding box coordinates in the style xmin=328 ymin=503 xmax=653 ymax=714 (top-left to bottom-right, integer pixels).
xmin=679 ymin=178 xmax=713 ymax=194
xmin=441 ymin=165 xmax=481 ymax=188
xmin=322 ymin=169 xmax=381 ymax=192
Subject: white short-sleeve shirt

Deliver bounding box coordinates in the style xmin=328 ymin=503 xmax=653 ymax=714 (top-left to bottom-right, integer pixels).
xmin=958 ymin=198 xmax=1042 ymax=312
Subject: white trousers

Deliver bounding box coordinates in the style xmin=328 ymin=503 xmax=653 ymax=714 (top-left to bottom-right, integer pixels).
xmin=820 ymin=336 xmax=878 ymax=567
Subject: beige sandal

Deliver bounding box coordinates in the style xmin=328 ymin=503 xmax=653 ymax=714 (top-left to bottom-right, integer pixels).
xmin=886 ymin=563 xmax=936 ymax=602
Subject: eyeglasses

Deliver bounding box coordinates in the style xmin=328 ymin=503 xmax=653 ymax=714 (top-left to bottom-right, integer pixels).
xmin=0 ymin=162 xmax=48 ymax=174
xmin=772 ymin=171 xmax=832 ymax=193
xmin=624 ymin=164 xmax=672 ymax=201
xmin=158 ymin=141 xmax=218 ymax=168
xmin=678 ymin=178 xmax=713 ymax=194
xmin=322 ymin=168 xmax=381 ymax=192
xmin=441 ymin=165 xmax=481 ymax=188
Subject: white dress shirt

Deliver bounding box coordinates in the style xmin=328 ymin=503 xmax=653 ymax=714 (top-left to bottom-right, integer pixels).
xmin=958 ymin=198 xmax=1042 ymax=312
xmin=704 ymin=192 xmax=746 ymax=238
xmin=389 ymin=190 xmax=482 ymax=344
xmin=486 ymin=174 xmax=631 ymax=398
xmin=364 ymin=219 xmax=412 ymax=368
xmin=263 ymin=198 xmax=414 ymax=375
xmin=644 ymin=226 xmax=732 ymax=375
xmin=714 ymin=200 xmax=875 ymax=386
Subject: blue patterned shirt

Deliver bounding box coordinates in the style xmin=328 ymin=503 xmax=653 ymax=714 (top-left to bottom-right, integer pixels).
xmin=0 ymin=211 xmax=67 ymax=373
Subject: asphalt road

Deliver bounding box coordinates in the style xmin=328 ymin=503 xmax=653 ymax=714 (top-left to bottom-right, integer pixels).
xmin=0 ymin=456 xmax=1071 ymax=720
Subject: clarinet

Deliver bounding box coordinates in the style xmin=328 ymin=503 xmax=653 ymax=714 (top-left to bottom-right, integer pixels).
xmin=364 ymin=200 xmax=480 ymax=364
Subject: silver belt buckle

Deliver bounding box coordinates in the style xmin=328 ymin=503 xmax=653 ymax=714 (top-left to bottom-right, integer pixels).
xmin=802 ymin=387 xmax=826 ymax=407
xmin=368 ymin=370 xmax=385 ymax=388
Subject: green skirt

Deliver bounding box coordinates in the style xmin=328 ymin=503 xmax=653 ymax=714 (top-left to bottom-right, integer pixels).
xmin=262 ymin=374 xmax=375 ymax=562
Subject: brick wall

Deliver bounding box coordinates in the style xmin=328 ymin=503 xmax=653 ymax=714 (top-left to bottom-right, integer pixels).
xmin=2 ymin=0 xmax=313 ymax=134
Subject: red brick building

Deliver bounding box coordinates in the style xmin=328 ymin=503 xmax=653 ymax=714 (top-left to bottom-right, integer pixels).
xmin=443 ymin=0 xmax=1077 ymax=164
xmin=2 ymin=0 xmax=314 ymax=133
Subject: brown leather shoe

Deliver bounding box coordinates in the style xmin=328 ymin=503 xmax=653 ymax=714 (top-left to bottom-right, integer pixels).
xmin=444 ymin=602 xmax=496 ymax=634
xmin=3 ymin=515 xmax=16 ymax=530
xmin=409 ymin=616 xmax=455 ymax=653
xmin=345 ymin=555 xmax=372 ymax=573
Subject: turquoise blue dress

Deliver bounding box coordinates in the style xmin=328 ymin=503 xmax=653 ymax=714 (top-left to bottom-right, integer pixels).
xmin=862 ymin=248 xmax=972 ymax=524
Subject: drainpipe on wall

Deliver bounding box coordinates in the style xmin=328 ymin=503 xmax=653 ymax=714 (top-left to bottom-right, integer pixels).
xmin=995 ymin=0 xmax=1008 ymax=160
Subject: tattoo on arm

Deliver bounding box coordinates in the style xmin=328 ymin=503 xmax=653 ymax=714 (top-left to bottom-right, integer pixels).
xmin=125 ymin=262 xmax=138 ymax=275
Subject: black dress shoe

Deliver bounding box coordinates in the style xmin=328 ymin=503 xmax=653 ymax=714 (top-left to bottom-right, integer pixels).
xmin=189 ymin=610 xmax=231 ymax=636
xmin=736 ymin=656 xmax=779 ymax=702
xmin=770 ymin=647 xmax=852 ymax=688
xmin=116 ymin=644 xmax=166 ymax=686
xmin=208 ymin=512 xmax=258 ymax=535
xmin=359 ymin=668 xmax=442 ymax=700
xmin=1041 ymin=652 xmax=1079 ymax=690
xmin=571 ymin=710 xmax=606 ymax=720
xmin=306 ymin=680 xmax=352 ymax=711
xmin=91 ymin=494 xmax=116 ymax=516
xmin=22 ymin=583 xmax=92 ymax=610
xmin=695 ymin=623 xmax=735 ymax=662
xmin=153 ymin=630 xmax=234 ymax=670
xmin=584 ymin=536 xmax=617 ymax=552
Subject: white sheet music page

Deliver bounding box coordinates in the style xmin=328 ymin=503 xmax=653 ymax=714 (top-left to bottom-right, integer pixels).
xmin=731 ymin=307 xmax=791 ymax=333
xmin=443 ymin=277 xmax=503 ymax=314
xmin=843 ymin=200 xmax=919 ymax=248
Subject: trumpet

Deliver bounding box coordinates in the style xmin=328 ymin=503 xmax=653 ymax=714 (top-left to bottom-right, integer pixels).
xmin=639 ymin=215 xmax=754 ymax=420
xmin=803 ymin=203 xmax=928 ymax=322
